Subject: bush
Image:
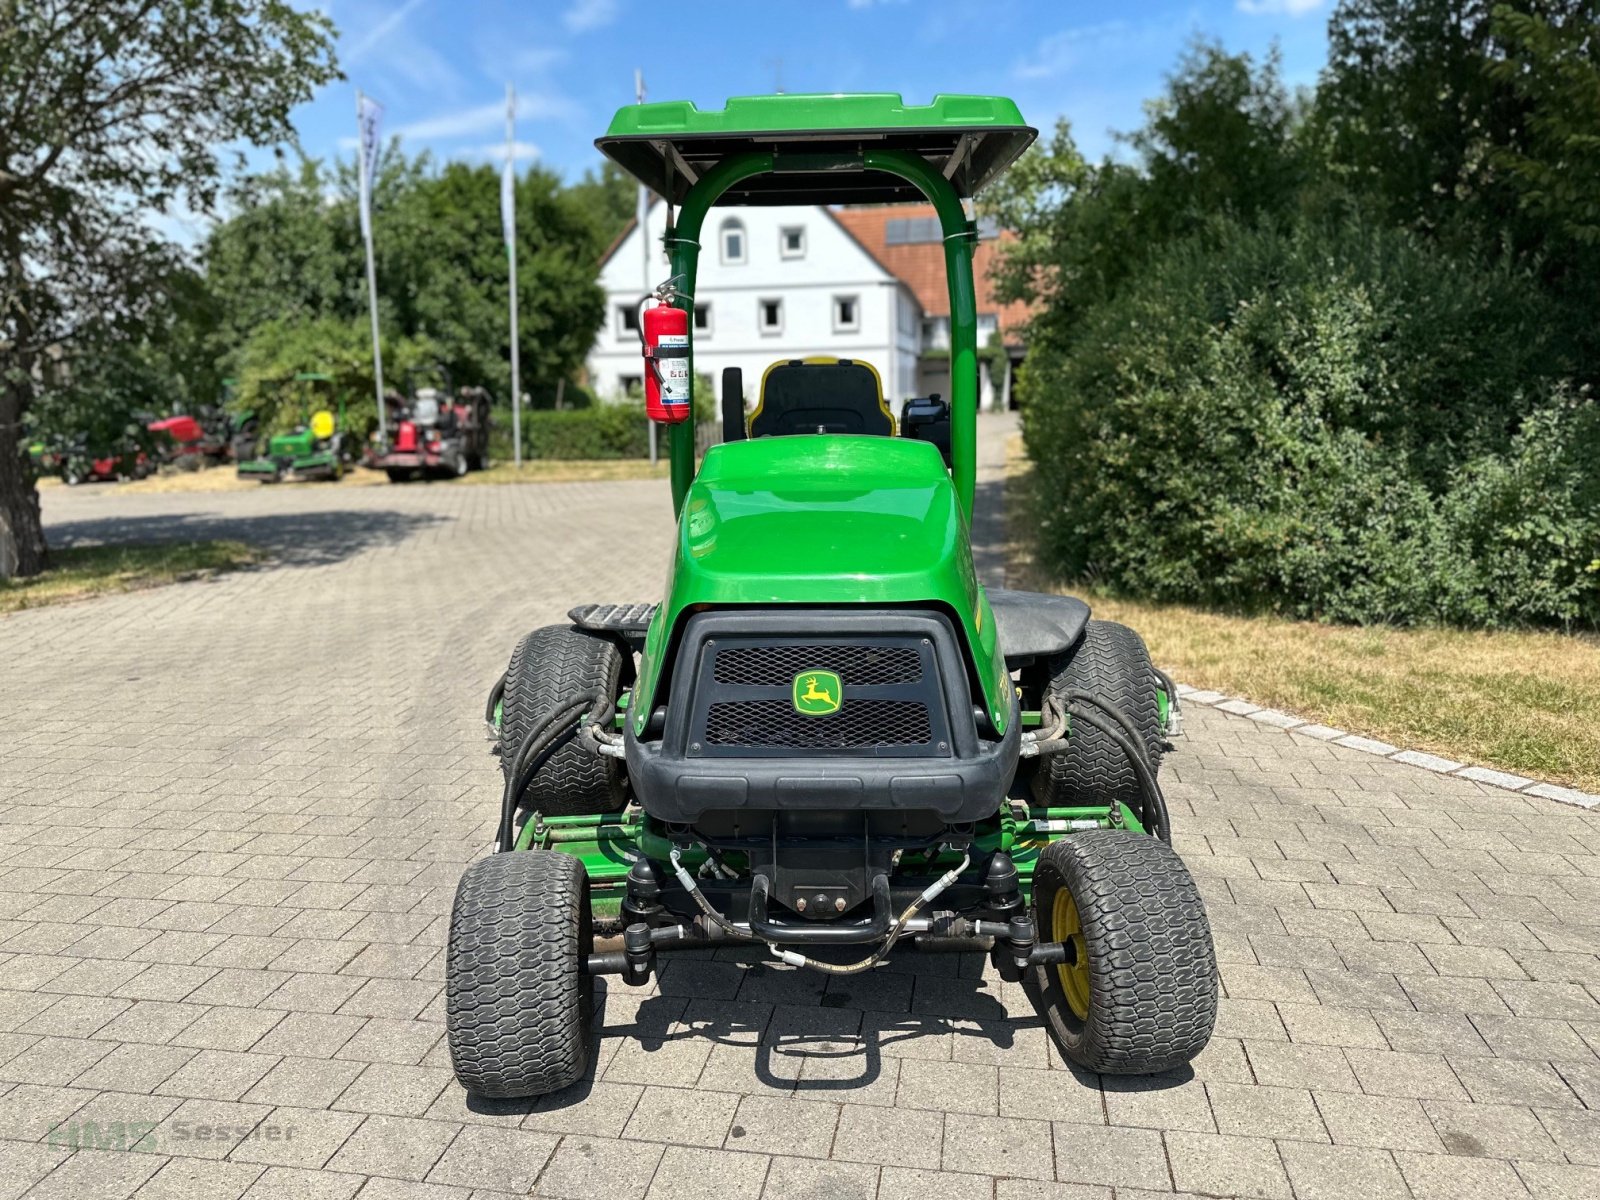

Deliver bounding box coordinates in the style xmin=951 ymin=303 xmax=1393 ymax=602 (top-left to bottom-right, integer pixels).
xmin=1022 ymin=217 xmax=1600 ymax=627
xmin=523 ymin=402 xmax=652 ymax=459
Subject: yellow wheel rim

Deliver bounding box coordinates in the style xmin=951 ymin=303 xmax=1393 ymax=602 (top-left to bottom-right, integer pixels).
xmin=1052 ymin=887 xmax=1091 ymax=1021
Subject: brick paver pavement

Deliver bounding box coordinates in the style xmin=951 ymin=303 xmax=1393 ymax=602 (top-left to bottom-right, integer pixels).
xmin=1 ymin=419 xmax=1597 ymax=1198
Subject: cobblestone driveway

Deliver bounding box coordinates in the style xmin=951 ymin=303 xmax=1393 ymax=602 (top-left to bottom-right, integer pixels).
xmin=2 ymin=427 xmax=1597 ymax=1199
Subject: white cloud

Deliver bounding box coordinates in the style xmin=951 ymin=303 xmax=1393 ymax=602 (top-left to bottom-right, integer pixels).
xmin=1236 ymin=0 xmax=1327 ymax=15
xmin=564 ymin=0 xmax=619 ymax=33
xmin=1013 ymin=20 xmax=1142 ymax=81
xmin=478 ymin=140 xmax=542 ymax=163
xmin=346 ymin=0 xmax=431 ymax=64
xmin=392 ymin=93 xmax=578 ymax=142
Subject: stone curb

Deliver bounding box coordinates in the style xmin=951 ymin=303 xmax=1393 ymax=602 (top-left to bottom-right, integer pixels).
xmin=1171 ymin=681 xmax=1600 ymax=812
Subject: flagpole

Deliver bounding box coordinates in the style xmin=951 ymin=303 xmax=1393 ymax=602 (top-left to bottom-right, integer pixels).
xmin=356 ymin=89 xmax=386 ymax=445
xmin=637 ymin=69 xmax=657 ymax=468
xmin=505 ymin=83 xmax=523 ymax=469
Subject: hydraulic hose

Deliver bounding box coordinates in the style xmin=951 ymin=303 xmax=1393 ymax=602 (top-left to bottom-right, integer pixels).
xmin=484 ymin=672 xmax=506 ymax=736
xmin=494 ymin=691 xmax=603 ymax=852
xmin=1063 ymin=690 xmax=1156 ymax=768
xmin=1151 ymin=665 xmax=1183 ymax=736
xmin=767 ymin=851 xmax=972 ymax=975
xmin=1063 ymin=702 xmax=1172 ymax=843
xmin=668 ymin=847 xmax=755 ymax=940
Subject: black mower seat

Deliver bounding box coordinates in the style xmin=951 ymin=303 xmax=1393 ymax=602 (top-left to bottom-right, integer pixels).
xmin=988 ymin=589 xmax=1091 ymax=666
xmin=749 ymin=358 xmax=895 ymax=438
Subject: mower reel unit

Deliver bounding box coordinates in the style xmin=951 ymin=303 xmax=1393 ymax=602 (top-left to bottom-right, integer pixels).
xmin=236 ymin=372 xmax=348 ymax=483
xmin=448 ymin=93 xmax=1217 ymax=1100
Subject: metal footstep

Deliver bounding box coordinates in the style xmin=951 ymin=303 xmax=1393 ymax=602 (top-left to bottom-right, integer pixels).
xmin=569 ymin=603 xmax=658 ymax=638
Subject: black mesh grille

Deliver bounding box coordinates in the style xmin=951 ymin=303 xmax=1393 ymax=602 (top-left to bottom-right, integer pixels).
xmin=704 ymin=699 xmax=932 ymax=749
xmin=714 ymin=643 xmax=921 ymax=687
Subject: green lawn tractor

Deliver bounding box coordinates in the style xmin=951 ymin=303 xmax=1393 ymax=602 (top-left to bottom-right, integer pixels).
xmin=450 ymin=93 xmax=1217 ymax=1100
xmin=236 ymin=372 xmax=347 ymax=483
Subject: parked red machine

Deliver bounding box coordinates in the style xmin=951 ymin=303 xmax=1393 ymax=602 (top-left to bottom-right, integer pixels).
xmin=366 ymin=368 xmax=492 ymax=482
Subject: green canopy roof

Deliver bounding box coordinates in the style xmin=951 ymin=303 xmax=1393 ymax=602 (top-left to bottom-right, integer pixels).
xmin=596 ymin=93 xmax=1035 ymax=206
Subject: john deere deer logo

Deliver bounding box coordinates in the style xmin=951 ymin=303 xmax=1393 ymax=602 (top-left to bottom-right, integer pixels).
xmin=792 ymin=669 xmax=842 ymax=716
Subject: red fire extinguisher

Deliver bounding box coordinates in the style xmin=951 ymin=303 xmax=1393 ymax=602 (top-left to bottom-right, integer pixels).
xmin=641 ymin=299 xmax=691 ymax=424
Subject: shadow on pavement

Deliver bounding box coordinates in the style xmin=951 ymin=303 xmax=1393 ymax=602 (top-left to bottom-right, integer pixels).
xmin=44 ymin=508 xmax=447 ymax=569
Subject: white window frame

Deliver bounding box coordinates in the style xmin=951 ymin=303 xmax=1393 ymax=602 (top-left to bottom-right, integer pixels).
xmin=832 ymin=294 xmax=861 ymax=334
xmin=616 ymin=302 xmax=640 ymax=338
xmin=758 ymin=297 xmax=784 ymax=336
xmin=780 ymin=225 xmax=807 ymax=259
xmin=720 ymin=218 xmax=747 ymax=265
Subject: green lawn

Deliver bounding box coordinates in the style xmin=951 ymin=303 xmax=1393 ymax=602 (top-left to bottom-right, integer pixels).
xmin=0 ymin=541 xmax=264 ymax=614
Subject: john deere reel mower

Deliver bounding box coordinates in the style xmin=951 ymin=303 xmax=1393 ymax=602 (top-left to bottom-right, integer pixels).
xmin=448 ymin=93 xmax=1217 ymax=1100
xmin=236 ymin=372 xmax=348 ymax=483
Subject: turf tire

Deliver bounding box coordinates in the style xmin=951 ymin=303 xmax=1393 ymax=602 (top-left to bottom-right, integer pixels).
xmin=446 ymin=850 xmax=593 ymax=1098
xmin=1035 ymin=619 xmax=1162 ymax=810
xmin=501 ymin=625 xmax=626 ymax=816
xmin=1029 ymin=830 xmax=1216 ymax=1074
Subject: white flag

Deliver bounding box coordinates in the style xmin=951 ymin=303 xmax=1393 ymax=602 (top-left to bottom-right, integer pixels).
xmin=501 ymin=157 xmax=516 ymax=250
xmin=357 ymin=92 xmax=384 ymax=240
xmin=502 ymin=84 xmax=517 ymax=251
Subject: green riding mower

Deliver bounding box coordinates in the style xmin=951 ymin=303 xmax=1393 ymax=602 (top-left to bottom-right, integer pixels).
xmin=450 ymin=93 xmax=1217 ymax=1100
xmin=236 ymin=372 xmax=347 ymax=483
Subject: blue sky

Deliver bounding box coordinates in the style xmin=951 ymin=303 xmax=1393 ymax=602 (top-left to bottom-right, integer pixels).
xmin=289 ymin=0 xmax=1332 ymax=185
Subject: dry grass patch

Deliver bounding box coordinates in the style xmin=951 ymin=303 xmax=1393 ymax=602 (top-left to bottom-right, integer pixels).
xmin=1006 ymin=438 xmax=1600 ymax=792
xmin=0 ymin=541 xmax=263 ymax=614
xmin=106 ymin=460 xmax=671 ymax=493
xmin=114 ymin=465 xmax=388 ymax=494
xmin=451 ymin=459 xmax=671 ymax=486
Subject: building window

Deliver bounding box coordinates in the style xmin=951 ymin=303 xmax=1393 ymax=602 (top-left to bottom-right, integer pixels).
xmin=619 ymin=374 xmax=643 ymax=397
xmin=977 ymin=313 xmax=999 ymax=339
xmin=922 ymin=316 xmax=950 ymax=350
xmin=617 ymin=303 xmax=640 ymax=336
xmin=758 ymin=297 xmax=783 ymax=335
xmin=780 ymin=225 xmax=806 ymax=259
xmin=833 ymin=295 xmax=860 ymax=333
xmin=720 ymin=218 xmax=746 ymax=265
xmin=694 ymin=303 xmax=711 ymax=334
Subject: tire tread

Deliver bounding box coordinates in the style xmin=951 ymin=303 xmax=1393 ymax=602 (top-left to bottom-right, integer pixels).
xmin=446 ymin=851 xmax=592 ymax=1097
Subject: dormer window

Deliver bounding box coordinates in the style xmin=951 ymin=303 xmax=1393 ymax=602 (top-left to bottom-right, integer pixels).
xmin=720 ymin=218 xmax=746 ymax=265
xmin=780 ymin=225 xmax=806 ymax=259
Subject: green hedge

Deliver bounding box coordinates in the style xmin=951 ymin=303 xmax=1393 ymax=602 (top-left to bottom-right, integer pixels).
xmin=1022 ymin=217 xmax=1600 ymax=627
xmin=520 ymin=402 xmax=652 ymax=459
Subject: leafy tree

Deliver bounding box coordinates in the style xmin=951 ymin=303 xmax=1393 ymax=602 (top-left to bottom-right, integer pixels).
xmin=988 ymin=42 xmax=1306 ymax=336
xmin=0 ymin=0 xmax=337 ymax=577
xmin=230 ymin=314 xmax=440 ymax=447
xmin=1487 ymin=5 xmax=1600 ymax=248
xmin=200 ymin=148 xmax=606 ymax=409
xmin=567 ymin=160 xmax=640 ymax=252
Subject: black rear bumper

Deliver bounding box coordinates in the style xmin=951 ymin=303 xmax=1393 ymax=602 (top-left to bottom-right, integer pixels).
xmin=623 ymin=608 xmax=1020 ymax=824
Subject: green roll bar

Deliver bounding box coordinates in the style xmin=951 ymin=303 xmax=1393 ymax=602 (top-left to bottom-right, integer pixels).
xmin=663 ymin=149 xmax=980 ymax=521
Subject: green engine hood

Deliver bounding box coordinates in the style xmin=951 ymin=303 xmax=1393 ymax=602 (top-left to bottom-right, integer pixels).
xmin=633 ymin=435 xmax=1010 ymax=733
xmin=268 ymin=431 xmax=314 ymax=456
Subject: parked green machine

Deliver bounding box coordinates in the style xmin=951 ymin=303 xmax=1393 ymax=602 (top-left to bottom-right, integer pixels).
xmin=236 ymin=372 xmax=347 ymax=483
xmin=449 ymin=93 xmax=1217 ymax=1100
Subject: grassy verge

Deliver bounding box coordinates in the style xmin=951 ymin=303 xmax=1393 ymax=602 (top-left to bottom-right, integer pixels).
xmin=1005 ymin=440 xmax=1600 ymax=793
xmin=0 ymin=541 xmax=264 ymax=614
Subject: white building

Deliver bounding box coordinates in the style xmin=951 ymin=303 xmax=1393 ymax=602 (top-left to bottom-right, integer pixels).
xmin=588 ymin=201 xmax=922 ymax=409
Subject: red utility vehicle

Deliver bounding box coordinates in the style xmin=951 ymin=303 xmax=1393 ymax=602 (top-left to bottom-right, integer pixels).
xmin=366 ymin=371 xmax=492 ymax=482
